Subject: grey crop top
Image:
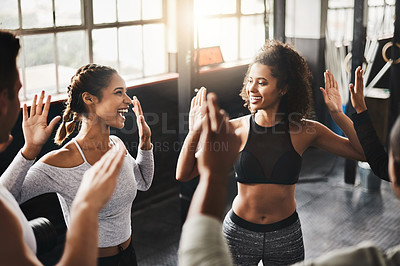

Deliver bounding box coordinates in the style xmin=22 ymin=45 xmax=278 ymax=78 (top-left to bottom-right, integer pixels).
xmin=10 ymin=137 xmax=154 ymax=248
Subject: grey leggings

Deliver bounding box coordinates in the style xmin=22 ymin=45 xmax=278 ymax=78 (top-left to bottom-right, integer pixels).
xmin=223 ymin=210 xmax=304 ymax=266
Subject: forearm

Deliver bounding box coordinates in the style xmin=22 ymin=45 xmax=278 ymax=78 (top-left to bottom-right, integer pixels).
xmin=135 ymin=147 xmax=154 ymax=191
xmin=187 ymin=173 xmax=228 ymax=221
xmin=352 ymin=111 xmax=389 ymax=181
xmin=57 ymin=202 xmax=98 ymax=266
xmin=176 ymin=131 xmax=201 ymax=182
xmin=0 ymin=150 xmax=35 ymax=197
xmin=21 ymin=143 xmax=42 ymax=161
xmin=331 ymin=111 xmax=365 ymax=159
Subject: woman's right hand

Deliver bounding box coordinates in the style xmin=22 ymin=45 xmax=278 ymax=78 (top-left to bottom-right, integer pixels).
xmin=189 ymin=87 xmax=207 ymax=133
xmin=349 ymin=66 xmax=367 ymax=114
xmin=22 ymin=91 xmax=61 ymax=160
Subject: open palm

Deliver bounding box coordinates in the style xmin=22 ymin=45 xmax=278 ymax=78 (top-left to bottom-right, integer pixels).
xmin=320 ymin=70 xmax=343 ymax=113
xmin=189 ymin=87 xmax=207 ymax=132
xmin=22 ymin=91 xmax=60 ymax=155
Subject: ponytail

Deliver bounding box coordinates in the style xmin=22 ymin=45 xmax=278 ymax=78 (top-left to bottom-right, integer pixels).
xmin=54 ymin=105 xmax=78 ymax=145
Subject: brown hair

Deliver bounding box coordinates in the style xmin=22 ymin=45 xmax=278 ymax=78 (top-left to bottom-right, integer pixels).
xmin=240 ymin=40 xmax=313 ymax=123
xmin=0 ymin=30 xmax=20 ymax=99
xmin=54 ymin=64 xmax=117 ymax=145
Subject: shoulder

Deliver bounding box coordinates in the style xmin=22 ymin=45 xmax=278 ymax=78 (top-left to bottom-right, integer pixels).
xmin=230 ymin=114 xmax=251 ymax=129
xmin=289 ymin=119 xmax=328 ymax=135
xmin=39 ymin=142 xmax=83 ymax=167
xmin=110 ymin=135 xmax=128 ymax=153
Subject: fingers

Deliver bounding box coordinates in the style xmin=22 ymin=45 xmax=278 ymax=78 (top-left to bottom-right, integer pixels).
xmin=194 ymin=87 xmax=207 ymax=107
xmin=319 ymin=87 xmax=327 ymax=100
xmin=23 ymin=104 xmax=28 ymax=121
xmin=36 ymin=91 xmax=45 ymax=115
xmin=132 ymin=96 xmax=143 ymax=116
xmin=190 ymin=96 xmax=196 ymax=110
xmin=31 ymin=94 xmax=37 ymax=116
xmin=41 ymin=95 xmax=51 ymax=119
xmin=207 ymin=93 xmax=220 ymax=132
xmin=349 ymin=83 xmax=355 ymax=95
xmin=47 ymin=116 xmax=61 ymax=132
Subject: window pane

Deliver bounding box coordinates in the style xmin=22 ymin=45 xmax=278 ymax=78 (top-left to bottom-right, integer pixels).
xmin=197 ymin=18 xmax=221 ymax=48
xmin=92 ymin=28 xmax=118 ymax=68
xmin=327 ymin=8 xmax=353 ymax=43
xmin=0 ymin=0 xmax=19 ymax=29
xmin=194 ymin=0 xmax=236 ymax=16
xmin=93 ymin=0 xmax=116 ymax=24
xmin=142 ymin=0 xmax=162 ymax=20
xmin=118 ymin=0 xmax=141 ymax=22
xmin=241 ymin=0 xmax=265 ymax=15
xmin=240 ymin=15 xmax=265 ymax=59
xmin=21 ymin=0 xmax=53 ymax=28
xmin=22 ymin=34 xmax=57 ymax=98
xmin=328 ymin=0 xmax=353 ymax=8
xmin=196 ymin=17 xmax=238 ymax=61
xmin=220 ymin=18 xmax=238 ymax=61
xmin=55 ymin=0 xmax=82 ymax=26
xmin=119 ymin=26 xmax=143 ymax=80
xmin=143 ymin=24 xmax=166 ymax=76
xmin=57 ymin=31 xmax=88 ymax=91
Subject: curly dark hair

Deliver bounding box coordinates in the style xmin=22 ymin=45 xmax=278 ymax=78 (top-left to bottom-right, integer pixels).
xmin=240 ymin=40 xmax=313 ymax=123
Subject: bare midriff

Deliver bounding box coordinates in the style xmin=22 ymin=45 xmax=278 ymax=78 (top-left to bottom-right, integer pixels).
xmin=232 ymin=183 xmax=297 ymax=224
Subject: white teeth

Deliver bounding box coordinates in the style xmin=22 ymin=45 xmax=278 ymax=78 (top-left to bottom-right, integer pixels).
xmin=251 ymin=96 xmax=261 ymax=100
xmin=118 ymin=109 xmax=128 ymax=113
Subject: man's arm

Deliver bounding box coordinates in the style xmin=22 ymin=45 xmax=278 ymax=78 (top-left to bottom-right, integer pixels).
xmin=349 ymin=67 xmax=390 ymax=181
xmin=178 ymin=93 xmax=240 ymax=266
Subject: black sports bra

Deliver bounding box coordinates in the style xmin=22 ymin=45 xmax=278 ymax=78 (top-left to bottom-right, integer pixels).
xmin=234 ymin=115 xmax=302 ymax=185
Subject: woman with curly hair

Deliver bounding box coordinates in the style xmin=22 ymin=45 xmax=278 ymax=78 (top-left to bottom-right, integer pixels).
xmin=176 ymin=40 xmax=366 ymax=265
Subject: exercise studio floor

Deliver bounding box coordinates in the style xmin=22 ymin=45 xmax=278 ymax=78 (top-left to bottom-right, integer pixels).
xmin=132 ymin=147 xmax=400 ymax=265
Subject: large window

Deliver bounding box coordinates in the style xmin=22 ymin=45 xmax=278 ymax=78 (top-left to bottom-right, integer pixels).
xmin=0 ymin=0 xmax=167 ymax=100
xmin=194 ymin=0 xmax=269 ymax=63
xmin=327 ymin=0 xmax=396 ymax=44
xmin=1 ymin=0 xmax=269 ymax=100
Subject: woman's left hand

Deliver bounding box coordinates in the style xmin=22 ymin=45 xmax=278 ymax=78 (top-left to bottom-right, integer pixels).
xmin=132 ymin=96 xmax=152 ymax=150
xmin=320 ymin=70 xmax=343 ymax=114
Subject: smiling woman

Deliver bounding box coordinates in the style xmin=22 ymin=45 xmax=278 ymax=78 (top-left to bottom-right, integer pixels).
xmin=10 ymin=63 xmax=154 ymax=266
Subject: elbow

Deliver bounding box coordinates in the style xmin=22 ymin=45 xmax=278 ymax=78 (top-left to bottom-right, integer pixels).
xmin=176 ymin=172 xmax=187 ymax=182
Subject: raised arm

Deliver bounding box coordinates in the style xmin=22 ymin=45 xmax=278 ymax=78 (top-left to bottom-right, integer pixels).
xmin=1 ymin=91 xmax=60 ymax=195
xmin=349 ymin=67 xmax=389 ymax=181
xmin=317 ymin=70 xmax=366 ymax=161
xmin=176 ymin=87 xmax=207 ymax=182
xmin=178 ymin=93 xmax=240 ymax=266
xmin=131 ymin=97 xmax=154 ymax=190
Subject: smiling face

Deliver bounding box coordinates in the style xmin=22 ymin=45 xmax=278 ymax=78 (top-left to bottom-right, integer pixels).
xmin=92 ymin=73 xmax=131 ymax=129
xmin=245 ymin=63 xmax=285 ymax=113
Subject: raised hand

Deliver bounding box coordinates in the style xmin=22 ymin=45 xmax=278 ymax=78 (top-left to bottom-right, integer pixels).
xmin=349 ymin=66 xmax=367 ymax=114
xmin=189 ymin=87 xmax=207 ymax=132
xmin=197 ymin=93 xmax=241 ymax=178
xmin=22 ymin=91 xmax=61 ymax=160
xmin=74 ymin=141 xmax=125 ymax=212
xmin=132 ymin=96 xmax=152 ymax=150
xmin=320 ymin=70 xmax=343 ymax=114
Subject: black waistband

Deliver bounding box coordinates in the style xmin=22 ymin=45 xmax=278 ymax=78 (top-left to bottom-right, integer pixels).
xmin=229 ymin=210 xmax=299 ymax=232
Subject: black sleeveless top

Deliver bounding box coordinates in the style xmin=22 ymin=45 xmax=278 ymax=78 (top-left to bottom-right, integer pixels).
xmin=234 ymin=115 xmax=302 ymax=185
